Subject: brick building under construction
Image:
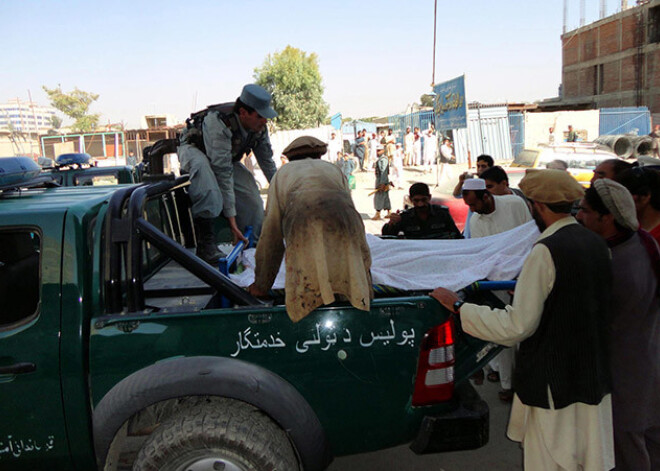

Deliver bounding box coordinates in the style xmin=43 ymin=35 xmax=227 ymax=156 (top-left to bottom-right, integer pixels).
xmin=560 ymin=0 xmax=660 ymax=117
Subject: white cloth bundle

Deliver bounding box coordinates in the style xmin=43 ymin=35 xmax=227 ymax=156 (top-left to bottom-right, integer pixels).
xmin=230 ymin=220 xmax=540 ymax=292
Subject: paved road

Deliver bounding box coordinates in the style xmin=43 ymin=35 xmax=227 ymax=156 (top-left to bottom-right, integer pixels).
xmin=328 ymin=379 xmax=523 ymax=471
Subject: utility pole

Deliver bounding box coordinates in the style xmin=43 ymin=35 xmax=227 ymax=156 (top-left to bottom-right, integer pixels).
xmin=27 ymin=90 xmax=39 ymax=157
xmin=432 ymin=0 xmax=437 ymax=87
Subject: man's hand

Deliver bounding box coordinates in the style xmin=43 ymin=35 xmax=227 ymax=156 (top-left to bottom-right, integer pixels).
xmin=453 ymin=172 xmax=471 ymax=197
xmin=247 ymin=283 xmax=268 ymax=298
xmin=430 ymin=287 xmax=460 ymax=313
xmin=388 ymin=211 xmax=402 ymax=224
xmin=228 ymin=216 xmax=249 ymax=245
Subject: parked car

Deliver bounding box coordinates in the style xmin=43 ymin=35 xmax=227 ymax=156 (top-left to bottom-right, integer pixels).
xmin=507 ymin=143 xmax=620 ymax=187
xmin=0 ymin=156 xmax=506 ymax=470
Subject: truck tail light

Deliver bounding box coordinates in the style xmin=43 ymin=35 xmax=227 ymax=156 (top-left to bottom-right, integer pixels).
xmin=412 ymin=318 xmax=455 ymax=406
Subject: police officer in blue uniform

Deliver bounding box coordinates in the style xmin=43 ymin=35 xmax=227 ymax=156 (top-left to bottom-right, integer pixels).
xmin=178 ymin=84 xmax=278 ymax=264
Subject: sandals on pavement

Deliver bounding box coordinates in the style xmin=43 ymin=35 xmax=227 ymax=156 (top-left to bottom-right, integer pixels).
xmin=498 ymin=389 xmax=514 ymax=402
xmin=471 ymin=370 xmax=485 ymax=385
xmin=487 ymin=371 xmax=500 ymax=383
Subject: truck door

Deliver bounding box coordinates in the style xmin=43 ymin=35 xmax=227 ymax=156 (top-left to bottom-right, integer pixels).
xmin=0 ymin=222 xmax=71 ymax=469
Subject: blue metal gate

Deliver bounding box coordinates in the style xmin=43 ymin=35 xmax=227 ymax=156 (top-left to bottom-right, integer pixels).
xmin=599 ymin=107 xmax=651 ymax=136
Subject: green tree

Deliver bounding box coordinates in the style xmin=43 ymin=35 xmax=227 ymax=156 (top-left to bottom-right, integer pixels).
xmin=42 ymin=85 xmax=100 ymax=132
xmin=420 ymin=94 xmax=435 ymax=107
xmin=49 ymin=115 xmax=63 ymax=130
xmin=254 ymin=46 xmax=329 ymax=130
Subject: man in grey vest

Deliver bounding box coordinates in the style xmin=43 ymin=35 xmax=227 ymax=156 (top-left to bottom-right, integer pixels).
xmin=178 ymin=84 xmax=278 ymax=264
xmin=431 ymin=169 xmax=614 ymax=471
xmin=577 ymin=179 xmax=660 ymax=471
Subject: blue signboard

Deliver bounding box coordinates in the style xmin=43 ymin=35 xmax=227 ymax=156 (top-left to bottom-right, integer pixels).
xmin=330 ymin=113 xmax=342 ymax=130
xmin=433 ymin=75 xmax=467 ymax=131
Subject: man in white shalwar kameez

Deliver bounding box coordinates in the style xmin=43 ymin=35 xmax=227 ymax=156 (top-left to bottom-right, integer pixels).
xmin=431 ymin=169 xmax=615 ymax=471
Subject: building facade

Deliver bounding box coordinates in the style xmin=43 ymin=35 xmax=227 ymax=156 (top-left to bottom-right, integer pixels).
xmin=561 ymin=0 xmax=660 ymax=115
xmin=0 ymin=99 xmax=57 ymax=134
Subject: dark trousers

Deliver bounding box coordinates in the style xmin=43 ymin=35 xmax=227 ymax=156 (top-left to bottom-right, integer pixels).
xmin=615 ymin=426 xmax=660 ymax=471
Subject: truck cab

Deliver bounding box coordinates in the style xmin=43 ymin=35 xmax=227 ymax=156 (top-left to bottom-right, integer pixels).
xmin=42 ymin=152 xmax=137 ymax=186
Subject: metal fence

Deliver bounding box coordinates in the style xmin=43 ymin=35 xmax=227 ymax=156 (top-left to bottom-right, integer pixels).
xmin=388 ymin=110 xmax=436 ymax=144
xmin=599 ymin=107 xmax=651 ymax=136
xmin=389 ymin=107 xmax=513 ymax=164
xmin=453 ymin=106 xmax=513 ymax=164
xmin=508 ymin=112 xmax=525 ymax=158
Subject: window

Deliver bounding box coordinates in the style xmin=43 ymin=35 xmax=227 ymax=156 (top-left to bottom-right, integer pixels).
xmin=650 ymin=6 xmax=660 ymax=44
xmin=0 ymin=231 xmax=40 ymax=328
xmin=593 ymin=64 xmax=604 ymax=95
xmin=75 ymin=173 xmax=119 ymax=186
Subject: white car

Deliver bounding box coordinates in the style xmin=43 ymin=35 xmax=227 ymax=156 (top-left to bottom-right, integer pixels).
xmin=507 ymin=143 xmax=620 ymax=187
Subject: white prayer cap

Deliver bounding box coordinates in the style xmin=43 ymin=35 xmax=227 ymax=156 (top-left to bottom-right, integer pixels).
xmin=462 ymin=178 xmax=486 ymax=191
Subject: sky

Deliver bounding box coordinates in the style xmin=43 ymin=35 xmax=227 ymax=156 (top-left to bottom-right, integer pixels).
xmin=1 ymin=0 xmax=618 ymax=129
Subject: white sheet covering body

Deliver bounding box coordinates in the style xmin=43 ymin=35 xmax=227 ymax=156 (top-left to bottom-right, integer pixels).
xmin=231 ymin=220 xmax=540 ymax=291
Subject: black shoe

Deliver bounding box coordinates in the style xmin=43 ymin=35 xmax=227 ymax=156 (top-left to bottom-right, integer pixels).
xmin=194 ymin=217 xmax=225 ymax=265
xmin=196 ymin=243 xmax=225 ymax=265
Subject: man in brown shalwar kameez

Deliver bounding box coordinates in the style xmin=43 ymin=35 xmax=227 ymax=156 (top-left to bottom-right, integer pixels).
xmin=248 ymin=136 xmax=372 ymax=322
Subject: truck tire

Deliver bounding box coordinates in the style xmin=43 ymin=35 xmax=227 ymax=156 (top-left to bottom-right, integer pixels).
xmin=133 ymin=398 xmax=298 ymax=471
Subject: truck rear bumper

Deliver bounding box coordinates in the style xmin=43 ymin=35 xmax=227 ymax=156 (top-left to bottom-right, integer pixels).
xmin=409 ymin=381 xmax=489 ymax=454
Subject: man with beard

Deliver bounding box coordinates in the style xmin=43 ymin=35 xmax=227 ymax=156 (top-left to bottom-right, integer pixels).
xmin=431 ymin=169 xmax=614 ymax=471
xmin=248 ymin=136 xmax=372 ymax=323
xmin=452 ymin=154 xmax=494 ymax=237
xmin=462 ymin=178 xmax=531 ymax=239
xmin=381 ymin=183 xmax=462 ymax=239
xmin=460 ymin=175 xmax=531 ymax=400
xmin=577 ymin=179 xmax=660 ymax=471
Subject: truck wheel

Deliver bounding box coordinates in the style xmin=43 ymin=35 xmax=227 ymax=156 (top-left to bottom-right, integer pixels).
xmin=133 ymin=398 xmax=298 ymax=471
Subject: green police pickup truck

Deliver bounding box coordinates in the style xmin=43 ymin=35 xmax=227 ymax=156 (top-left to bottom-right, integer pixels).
xmin=0 ymin=156 xmax=502 ymax=470
xmin=41 ymin=152 xmax=138 ymax=187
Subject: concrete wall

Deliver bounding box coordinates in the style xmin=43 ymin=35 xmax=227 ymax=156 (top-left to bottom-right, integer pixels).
xmin=0 ymin=135 xmax=42 ymax=157
xmin=524 ymin=110 xmax=600 ymax=148
xmin=270 ymin=125 xmax=337 ymax=167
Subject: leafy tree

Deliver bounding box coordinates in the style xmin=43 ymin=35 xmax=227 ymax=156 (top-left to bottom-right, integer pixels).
xmin=42 ymin=85 xmax=100 ymax=132
xmin=49 ymin=115 xmax=62 ymax=130
xmin=254 ymin=46 xmax=329 ymax=130
xmin=420 ymin=94 xmax=435 ymax=107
